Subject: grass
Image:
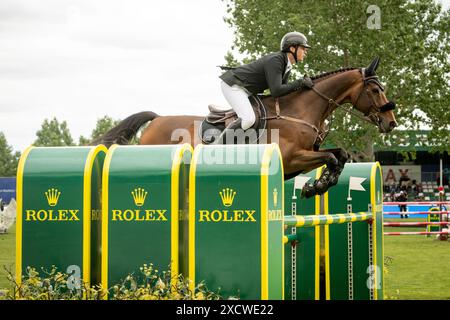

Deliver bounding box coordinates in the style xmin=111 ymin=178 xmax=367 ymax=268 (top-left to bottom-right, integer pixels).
xmin=0 ymin=223 xmax=15 ymax=290
xmin=383 ymin=218 xmax=450 ymax=300
xmin=1 ymin=220 xmax=450 ymax=299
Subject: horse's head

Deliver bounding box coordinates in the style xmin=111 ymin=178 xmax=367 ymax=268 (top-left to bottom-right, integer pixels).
xmin=350 ymin=57 xmax=397 ymax=133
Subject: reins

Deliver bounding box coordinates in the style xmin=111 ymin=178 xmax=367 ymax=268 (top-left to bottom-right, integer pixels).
xmin=262 ymin=69 xmax=383 ymax=136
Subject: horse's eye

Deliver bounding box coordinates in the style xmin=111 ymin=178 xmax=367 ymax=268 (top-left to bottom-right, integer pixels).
xmin=372 ymin=89 xmax=380 ymax=94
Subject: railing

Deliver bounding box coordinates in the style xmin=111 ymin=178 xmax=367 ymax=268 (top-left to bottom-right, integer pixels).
xmin=283 ymin=212 xmax=373 ymax=244
xmin=382 ymin=201 xmax=449 ymax=237
xmin=383 ymin=201 xmax=450 ymax=205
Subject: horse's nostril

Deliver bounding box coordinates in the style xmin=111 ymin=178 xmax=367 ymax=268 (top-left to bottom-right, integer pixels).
xmin=389 ymin=121 xmax=397 ymax=129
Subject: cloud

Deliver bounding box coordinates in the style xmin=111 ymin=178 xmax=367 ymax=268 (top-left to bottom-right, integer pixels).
xmin=0 ymin=0 xmax=233 ymax=152
xmin=0 ymin=0 xmax=68 ymax=22
xmin=1 ymin=0 xmax=449 ymax=153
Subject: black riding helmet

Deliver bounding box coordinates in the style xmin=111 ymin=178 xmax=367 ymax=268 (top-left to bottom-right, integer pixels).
xmin=280 ymin=32 xmax=311 ymax=63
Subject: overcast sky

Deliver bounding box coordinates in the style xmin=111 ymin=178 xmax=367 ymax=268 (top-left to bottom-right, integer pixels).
xmin=1 ymin=0 xmax=449 ymax=152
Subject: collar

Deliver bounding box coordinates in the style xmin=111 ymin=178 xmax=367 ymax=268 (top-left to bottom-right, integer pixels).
xmin=285 ymin=53 xmax=293 ymax=74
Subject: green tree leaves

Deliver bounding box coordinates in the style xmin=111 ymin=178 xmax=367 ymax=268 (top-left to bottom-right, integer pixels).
xmin=32 ymin=116 xmax=121 ymax=147
xmin=78 ymin=116 xmax=121 ymax=146
xmin=33 ymin=118 xmax=75 ymax=147
xmin=222 ymin=0 xmax=450 ymax=158
xmin=91 ymin=116 xmax=121 ymax=141
xmin=0 ymin=132 xmax=20 ymax=176
xmin=1 ymin=116 xmax=122 ymax=175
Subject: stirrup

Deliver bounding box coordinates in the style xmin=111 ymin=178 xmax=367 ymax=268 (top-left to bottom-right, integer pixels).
xmin=216 ymin=118 xmax=242 ymax=144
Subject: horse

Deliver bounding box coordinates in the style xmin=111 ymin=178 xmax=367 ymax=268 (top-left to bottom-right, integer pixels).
xmin=94 ymin=57 xmax=397 ymax=198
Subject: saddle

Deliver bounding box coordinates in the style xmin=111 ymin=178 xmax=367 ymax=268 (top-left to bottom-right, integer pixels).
xmin=204 ymin=105 xmax=235 ymax=127
xmin=199 ymin=95 xmax=267 ymax=144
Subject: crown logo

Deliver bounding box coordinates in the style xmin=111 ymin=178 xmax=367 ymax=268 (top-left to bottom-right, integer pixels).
xmin=219 ymin=188 xmax=236 ymax=207
xmin=131 ymin=188 xmax=148 ymax=207
xmin=273 ymin=188 xmax=278 ymax=207
xmin=45 ymin=188 xmax=61 ymax=207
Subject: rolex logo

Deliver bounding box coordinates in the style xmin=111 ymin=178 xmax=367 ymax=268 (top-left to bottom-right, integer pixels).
xmin=273 ymin=188 xmax=278 ymax=207
xmin=45 ymin=188 xmax=61 ymax=207
xmin=131 ymin=188 xmax=148 ymax=207
xmin=219 ymin=188 xmax=236 ymax=207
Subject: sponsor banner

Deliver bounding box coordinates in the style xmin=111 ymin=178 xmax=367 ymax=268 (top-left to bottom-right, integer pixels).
xmin=382 ymin=165 xmax=422 ymax=185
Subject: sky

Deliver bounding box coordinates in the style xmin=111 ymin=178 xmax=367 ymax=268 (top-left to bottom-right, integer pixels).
xmin=1 ymin=0 xmax=449 ymax=152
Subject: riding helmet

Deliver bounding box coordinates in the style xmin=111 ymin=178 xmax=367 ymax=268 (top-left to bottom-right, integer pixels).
xmin=280 ymin=32 xmax=312 ymax=51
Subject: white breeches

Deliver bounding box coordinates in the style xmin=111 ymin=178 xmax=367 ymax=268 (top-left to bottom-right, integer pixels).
xmin=220 ymin=80 xmax=256 ymax=130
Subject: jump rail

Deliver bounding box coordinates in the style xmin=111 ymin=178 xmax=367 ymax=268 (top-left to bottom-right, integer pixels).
xmin=384 ymin=222 xmax=450 ymax=227
xmin=384 ymin=211 xmax=449 ymax=215
xmin=284 ymin=212 xmax=373 ymax=228
xmin=383 ymin=201 xmax=450 ymax=205
xmin=384 ymin=231 xmax=449 ymax=236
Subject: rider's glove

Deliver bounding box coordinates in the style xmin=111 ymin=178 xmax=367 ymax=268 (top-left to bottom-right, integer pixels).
xmin=299 ymin=76 xmax=314 ymax=89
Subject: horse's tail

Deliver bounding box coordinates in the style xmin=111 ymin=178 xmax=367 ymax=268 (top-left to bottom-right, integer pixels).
xmin=91 ymin=111 xmax=159 ymax=148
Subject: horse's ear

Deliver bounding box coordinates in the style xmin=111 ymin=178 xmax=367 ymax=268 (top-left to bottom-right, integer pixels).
xmin=373 ymin=56 xmax=380 ymax=71
xmin=366 ymin=57 xmax=380 ymax=76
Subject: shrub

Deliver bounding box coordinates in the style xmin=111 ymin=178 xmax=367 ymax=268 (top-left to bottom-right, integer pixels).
xmin=0 ymin=264 xmax=228 ymax=300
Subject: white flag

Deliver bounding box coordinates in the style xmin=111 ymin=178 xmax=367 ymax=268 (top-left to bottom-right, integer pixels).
xmin=349 ymin=177 xmax=366 ymax=191
xmin=294 ymin=176 xmax=311 ymax=190
xmin=347 ymin=177 xmax=366 ymax=201
xmin=292 ymin=176 xmax=311 ymax=199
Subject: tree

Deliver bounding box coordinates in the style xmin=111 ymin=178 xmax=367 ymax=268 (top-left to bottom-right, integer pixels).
xmin=78 ymin=116 xmax=121 ymax=146
xmin=0 ymin=132 xmax=21 ymax=176
xmin=223 ymin=0 xmax=450 ymax=159
xmin=91 ymin=116 xmax=121 ymax=141
xmin=34 ymin=117 xmax=75 ymax=147
xmin=78 ymin=135 xmax=91 ymax=146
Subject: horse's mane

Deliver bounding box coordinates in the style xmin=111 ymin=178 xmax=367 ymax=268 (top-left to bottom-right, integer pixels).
xmin=260 ymin=67 xmax=361 ymax=100
xmin=310 ymin=67 xmax=359 ymax=81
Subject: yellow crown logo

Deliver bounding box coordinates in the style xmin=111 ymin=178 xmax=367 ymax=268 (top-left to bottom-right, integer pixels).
xmin=45 ymin=188 xmax=61 ymax=207
xmin=219 ymin=188 xmax=236 ymax=207
xmin=131 ymin=188 xmax=148 ymax=207
xmin=273 ymin=188 xmax=278 ymax=207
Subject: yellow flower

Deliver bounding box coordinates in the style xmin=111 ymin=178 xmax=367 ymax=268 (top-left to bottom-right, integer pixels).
xmin=195 ymin=292 xmax=205 ymax=300
xmin=155 ymin=279 xmax=165 ymax=290
xmin=28 ymin=278 xmax=42 ymax=287
xmin=171 ymin=293 xmax=182 ymax=300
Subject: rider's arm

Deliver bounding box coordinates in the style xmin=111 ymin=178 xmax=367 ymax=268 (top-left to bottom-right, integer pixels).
xmin=264 ymin=55 xmax=311 ymax=98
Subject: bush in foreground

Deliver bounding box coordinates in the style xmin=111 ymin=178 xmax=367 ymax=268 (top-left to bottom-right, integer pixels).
xmin=0 ymin=264 xmax=230 ymax=300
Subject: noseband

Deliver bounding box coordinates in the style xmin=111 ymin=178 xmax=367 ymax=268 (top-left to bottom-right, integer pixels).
xmin=354 ymin=68 xmax=396 ymax=125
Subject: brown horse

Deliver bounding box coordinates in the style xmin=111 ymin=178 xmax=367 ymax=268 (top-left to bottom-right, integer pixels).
xmin=95 ymin=57 xmax=397 ymax=198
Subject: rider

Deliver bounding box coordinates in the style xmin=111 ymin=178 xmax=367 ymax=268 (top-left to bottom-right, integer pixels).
xmin=217 ymin=31 xmax=315 ymax=143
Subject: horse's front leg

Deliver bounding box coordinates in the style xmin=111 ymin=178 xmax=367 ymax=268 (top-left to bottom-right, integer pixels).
xmin=285 ymin=149 xmax=339 ymax=198
xmin=317 ymin=148 xmax=349 ymax=187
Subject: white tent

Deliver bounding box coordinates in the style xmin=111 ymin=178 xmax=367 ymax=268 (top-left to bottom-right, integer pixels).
xmin=0 ymin=198 xmax=16 ymax=234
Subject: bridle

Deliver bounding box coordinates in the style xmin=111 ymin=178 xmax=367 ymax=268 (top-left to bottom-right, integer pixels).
xmin=264 ymin=68 xmax=396 ymax=144
xmin=310 ymin=68 xmax=395 ymax=127
xmin=352 ymin=68 xmax=396 ymax=126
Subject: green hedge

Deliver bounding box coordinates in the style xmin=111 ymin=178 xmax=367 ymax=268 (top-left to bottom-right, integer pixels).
xmin=0 ymin=263 xmax=230 ymax=300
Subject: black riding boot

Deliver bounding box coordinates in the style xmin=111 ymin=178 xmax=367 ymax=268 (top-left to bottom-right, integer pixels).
xmin=216 ymin=118 xmax=242 ymax=144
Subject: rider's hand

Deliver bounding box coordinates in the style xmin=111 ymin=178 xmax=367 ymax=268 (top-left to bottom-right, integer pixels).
xmin=301 ymin=76 xmax=314 ymax=89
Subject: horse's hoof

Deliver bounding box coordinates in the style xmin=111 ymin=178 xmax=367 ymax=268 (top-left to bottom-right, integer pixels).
xmin=315 ymin=181 xmax=329 ymax=195
xmin=301 ymin=184 xmax=316 ymax=198
xmin=329 ymin=175 xmax=338 ymax=186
